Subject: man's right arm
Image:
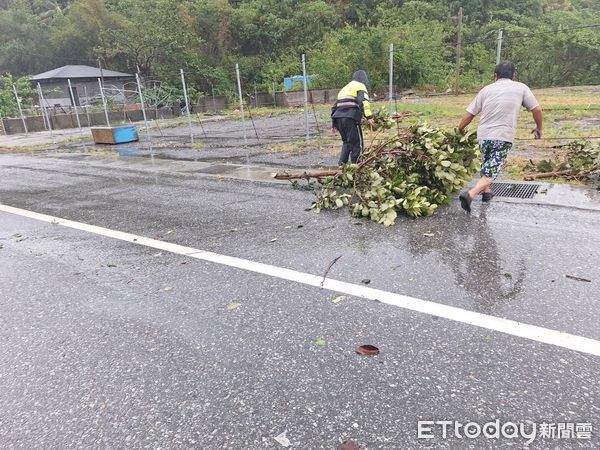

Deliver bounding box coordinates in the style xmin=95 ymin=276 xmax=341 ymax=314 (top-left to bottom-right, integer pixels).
xmin=459 ymin=93 xmax=481 ymax=131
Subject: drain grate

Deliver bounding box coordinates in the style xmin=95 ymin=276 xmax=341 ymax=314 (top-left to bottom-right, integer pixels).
xmin=491 ymin=182 xmax=540 ymax=199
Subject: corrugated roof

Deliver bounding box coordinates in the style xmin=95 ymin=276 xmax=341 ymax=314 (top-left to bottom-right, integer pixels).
xmin=31 ymin=65 xmax=133 ymax=81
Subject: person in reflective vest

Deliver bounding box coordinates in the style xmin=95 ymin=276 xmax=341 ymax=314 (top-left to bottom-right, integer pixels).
xmin=331 ymin=70 xmax=375 ymax=165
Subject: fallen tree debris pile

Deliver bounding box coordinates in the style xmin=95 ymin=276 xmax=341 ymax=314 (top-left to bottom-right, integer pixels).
xmin=273 ymin=124 xmax=480 ymax=225
xmin=370 ymin=106 xmax=395 ymax=130
xmin=369 ymin=108 xmax=419 ymax=131
xmin=523 ymin=141 xmax=600 ymax=185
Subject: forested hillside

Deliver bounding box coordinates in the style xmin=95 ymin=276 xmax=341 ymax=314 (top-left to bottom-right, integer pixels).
xmin=1 ymin=0 xmax=599 ymax=94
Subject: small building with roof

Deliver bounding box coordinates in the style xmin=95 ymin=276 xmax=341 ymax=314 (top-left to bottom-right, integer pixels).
xmin=31 ymin=65 xmax=134 ymax=107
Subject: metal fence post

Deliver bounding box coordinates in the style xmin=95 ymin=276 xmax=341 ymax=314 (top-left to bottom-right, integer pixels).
xmin=98 ymin=78 xmax=111 ymax=126
xmin=136 ymin=73 xmax=150 ymax=142
xmin=83 ymin=85 xmax=91 ymax=126
xmin=302 ymin=54 xmax=309 ymax=142
xmin=67 ymin=79 xmax=82 ymax=130
xmin=37 ymin=83 xmax=53 ymax=138
xmin=12 ymin=84 xmax=28 ymax=135
xmin=180 ymin=68 xmax=194 ymax=144
xmin=235 ymin=63 xmax=247 ymax=144
xmin=389 ymin=43 xmax=394 ymax=115
xmin=496 ymin=30 xmax=504 ymax=64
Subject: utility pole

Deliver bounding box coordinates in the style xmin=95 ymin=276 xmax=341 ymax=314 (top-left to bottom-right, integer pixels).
xmin=388 ymin=43 xmax=394 ymax=115
xmin=496 ymin=30 xmax=504 ymax=65
xmin=454 ymin=6 xmax=463 ymax=95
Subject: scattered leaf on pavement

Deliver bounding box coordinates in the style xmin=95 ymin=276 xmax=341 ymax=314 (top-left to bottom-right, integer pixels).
xmin=484 ymin=335 xmax=493 ymax=342
xmin=270 ymin=238 xmax=278 ymax=242
xmin=107 ymin=263 xmax=117 ymax=268
xmin=355 ymin=345 xmax=379 ymax=356
xmin=332 ymin=295 xmax=347 ymax=304
xmin=340 ymin=440 xmax=360 ymax=450
xmin=227 ymin=303 xmax=242 ymax=311
xmin=361 ymin=279 xmax=371 ymax=285
xmin=503 ymin=272 xmax=512 ymax=279
xmin=423 ymin=232 xmax=435 ymax=237
xmin=314 ymin=338 xmax=327 ymax=346
xmin=164 ymin=286 xmax=173 ymax=292
xmin=273 ymin=431 xmax=291 ymax=447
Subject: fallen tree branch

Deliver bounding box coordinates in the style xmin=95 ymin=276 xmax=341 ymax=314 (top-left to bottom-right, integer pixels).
xmin=523 ymin=169 xmax=572 ymax=180
xmin=272 ymin=170 xmax=339 ymax=180
xmin=321 ymin=255 xmax=343 ymax=286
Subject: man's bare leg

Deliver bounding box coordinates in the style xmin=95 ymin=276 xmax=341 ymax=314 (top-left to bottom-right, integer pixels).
xmin=468 ymin=175 xmax=493 ymax=198
xmin=460 ymin=175 xmax=493 ymax=213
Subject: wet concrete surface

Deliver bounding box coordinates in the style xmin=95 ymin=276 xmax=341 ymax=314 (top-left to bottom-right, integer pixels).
xmin=1 ymin=141 xmax=600 ymax=448
xmin=1 ymin=111 xmax=338 ymax=170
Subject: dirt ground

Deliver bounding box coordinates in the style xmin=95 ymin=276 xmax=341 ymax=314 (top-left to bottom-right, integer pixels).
xmin=1 ymin=85 xmax=598 ymax=180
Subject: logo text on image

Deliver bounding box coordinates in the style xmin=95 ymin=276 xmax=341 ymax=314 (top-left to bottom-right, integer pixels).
xmin=417 ymin=420 xmax=593 ymax=444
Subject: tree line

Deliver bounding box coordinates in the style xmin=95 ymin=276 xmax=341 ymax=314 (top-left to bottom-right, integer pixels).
xmin=1 ymin=0 xmax=599 ymax=100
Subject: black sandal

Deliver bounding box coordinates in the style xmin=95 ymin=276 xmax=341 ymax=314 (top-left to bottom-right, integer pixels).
xmin=482 ymin=192 xmax=494 ymax=202
xmin=459 ymin=192 xmax=472 ymax=213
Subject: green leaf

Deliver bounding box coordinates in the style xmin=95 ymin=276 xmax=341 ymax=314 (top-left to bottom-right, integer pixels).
xmin=332 ymin=295 xmax=347 ymax=304
xmin=314 ymin=338 xmax=327 ymax=346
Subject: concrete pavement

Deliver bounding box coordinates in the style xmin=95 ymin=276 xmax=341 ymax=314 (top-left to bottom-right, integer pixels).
xmin=1 ymin=147 xmax=599 ymax=448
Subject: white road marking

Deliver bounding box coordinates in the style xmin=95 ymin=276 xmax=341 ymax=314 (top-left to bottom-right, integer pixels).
xmin=2 ymin=202 xmax=599 ymax=358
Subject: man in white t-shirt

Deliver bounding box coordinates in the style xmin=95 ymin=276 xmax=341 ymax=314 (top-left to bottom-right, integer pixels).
xmin=457 ymin=61 xmax=543 ymax=213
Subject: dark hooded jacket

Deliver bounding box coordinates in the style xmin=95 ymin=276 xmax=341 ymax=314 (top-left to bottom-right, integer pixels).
xmin=331 ymin=70 xmax=373 ymax=124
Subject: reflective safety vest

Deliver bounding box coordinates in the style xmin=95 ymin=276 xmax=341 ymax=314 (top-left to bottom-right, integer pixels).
xmin=331 ymin=80 xmax=373 ymax=123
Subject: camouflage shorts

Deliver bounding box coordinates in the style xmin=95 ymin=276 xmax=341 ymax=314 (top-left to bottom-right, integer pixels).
xmin=480 ymin=140 xmax=512 ymax=178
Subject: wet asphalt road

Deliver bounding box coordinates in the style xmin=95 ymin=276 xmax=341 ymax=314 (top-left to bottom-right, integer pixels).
xmin=0 ymin=146 xmax=599 ymax=449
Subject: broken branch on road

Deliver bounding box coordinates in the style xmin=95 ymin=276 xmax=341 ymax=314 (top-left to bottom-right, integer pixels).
xmin=321 ymin=255 xmax=342 ymax=286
